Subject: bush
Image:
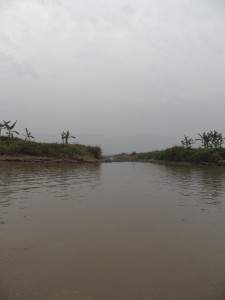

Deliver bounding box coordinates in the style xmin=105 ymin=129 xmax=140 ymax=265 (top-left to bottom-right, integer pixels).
xmin=137 ymin=150 xmax=164 ymax=160
xmin=137 ymin=146 xmax=225 ymax=163
xmin=191 ymin=148 xmax=225 ymax=163
xmin=163 ymin=146 xmax=192 ymax=162
xmin=191 ymin=149 xmax=213 ymax=163
xmin=0 ymin=138 xmax=102 ymax=159
xmin=152 ymin=150 xmax=166 ymax=160
xmin=86 ymin=146 xmax=102 ymax=159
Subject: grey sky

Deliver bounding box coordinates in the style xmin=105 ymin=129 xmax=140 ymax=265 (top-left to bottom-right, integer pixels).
xmin=1 ymin=0 xmax=225 ymax=154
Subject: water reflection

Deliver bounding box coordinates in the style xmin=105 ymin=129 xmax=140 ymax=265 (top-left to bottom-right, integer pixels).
xmin=1 ymin=162 xmax=225 ymax=300
xmin=163 ymin=164 xmax=225 ymax=206
xmin=0 ymin=162 xmax=101 ymax=207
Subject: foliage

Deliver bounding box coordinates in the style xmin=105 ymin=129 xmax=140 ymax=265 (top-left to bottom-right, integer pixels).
xmin=23 ymin=128 xmax=35 ymax=141
xmin=181 ymin=135 xmax=195 ymax=149
xmin=112 ymin=153 xmax=137 ymax=161
xmin=137 ymin=147 xmax=225 ymax=164
xmin=3 ymin=120 xmax=19 ymax=138
xmin=0 ymin=120 xmax=101 ymax=160
xmin=137 ymin=150 xmax=165 ymax=160
xmin=0 ymin=137 xmax=102 ymax=159
xmin=191 ymin=149 xmax=214 ymax=163
xmin=86 ymin=146 xmax=102 ymax=159
xmin=196 ymin=131 xmax=224 ymax=149
xmin=0 ymin=122 xmax=5 ymax=136
xmin=61 ymin=130 xmax=75 ymax=144
xmin=196 ymin=132 xmax=210 ymax=148
xmin=209 ymin=130 xmax=224 ymax=148
xmin=163 ymin=146 xmax=193 ymax=162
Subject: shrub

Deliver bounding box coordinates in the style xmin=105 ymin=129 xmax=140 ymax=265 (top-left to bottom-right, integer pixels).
xmin=0 ymin=138 xmax=102 ymax=159
xmin=153 ymin=150 xmax=166 ymax=160
xmin=163 ymin=146 xmax=192 ymax=162
xmin=191 ymin=149 xmax=214 ymax=163
xmin=86 ymin=146 xmax=102 ymax=159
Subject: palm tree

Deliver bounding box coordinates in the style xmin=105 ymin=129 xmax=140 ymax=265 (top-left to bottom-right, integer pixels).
xmin=23 ymin=128 xmax=35 ymax=141
xmin=3 ymin=120 xmax=19 ymax=138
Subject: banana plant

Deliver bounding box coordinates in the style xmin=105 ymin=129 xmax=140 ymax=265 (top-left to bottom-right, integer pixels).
xmin=196 ymin=132 xmax=211 ymax=148
xmin=61 ymin=132 xmax=65 ymax=144
xmin=196 ymin=131 xmax=224 ymax=148
xmin=0 ymin=120 xmax=10 ymax=136
xmin=218 ymin=133 xmax=225 ymax=148
xmin=61 ymin=130 xmax=75 ymax=144
xmin=0 ymin=122 xmax=5 ymax=136
xmin=209 ymin=130 xmax=224 ymax=148
xmin=3 ymin=120 xmax=19 ymax=138
xmin=181 ymin=135 xmax=195 ymax=149
xmin=23 ymin=128 xmax=34 ymax=141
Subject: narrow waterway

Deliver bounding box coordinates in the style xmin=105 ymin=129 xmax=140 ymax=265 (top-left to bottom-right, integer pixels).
xmin=0 ymin=162 xmax=225 ymax=300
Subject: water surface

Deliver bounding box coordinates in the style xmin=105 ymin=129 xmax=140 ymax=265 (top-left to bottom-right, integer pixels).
xmin=1 ymin=162 xmax=225 ymax=300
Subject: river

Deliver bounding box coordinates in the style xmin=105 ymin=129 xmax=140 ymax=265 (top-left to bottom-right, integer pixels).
xmin=0 ymin=161 xmax=225 ymax=300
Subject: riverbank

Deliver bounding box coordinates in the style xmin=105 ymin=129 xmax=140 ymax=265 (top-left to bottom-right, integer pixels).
xmin=140 ymin=159 xmax=225 ymax=167
xmin=113 ymin=146 xmax=225 ymax=165
xmin=0 ymin=155 xmax=99 ymax=163
xmin=0 ymin=137 xmax=102 ymax=162
xmin=2 ymin=138 xmax=225 ymax=166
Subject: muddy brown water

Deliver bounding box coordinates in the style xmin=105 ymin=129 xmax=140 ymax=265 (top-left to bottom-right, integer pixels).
xmin=0 ymin=162 xmax=225 ymax=300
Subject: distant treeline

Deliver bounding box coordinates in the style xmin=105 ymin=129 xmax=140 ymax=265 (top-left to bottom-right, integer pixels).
xmin=137 ymin=130 xmax=225 ymax=163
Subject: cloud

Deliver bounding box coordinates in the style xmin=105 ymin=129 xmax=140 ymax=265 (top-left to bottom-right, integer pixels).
xmin=0 ymin=0 xmax=225 ymax=153
xmin=0 ymin=52 xmax=38 ymax=79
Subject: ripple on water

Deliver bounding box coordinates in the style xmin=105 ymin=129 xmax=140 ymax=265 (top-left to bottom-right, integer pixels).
xmin=0 ymin=162 xmax=225 ymax=300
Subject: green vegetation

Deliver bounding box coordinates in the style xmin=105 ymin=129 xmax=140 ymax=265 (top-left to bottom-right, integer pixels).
xmin=112 ymin=153 xmax=137 ymax=162
xmin=137 ymin=130 xmax=225 ymax=164
xmin=0 ymin=122 xmax=4 ymax=136
xmin=181 ymin=135 xmax=195 ymax=149
xmin=0 ymin=137 xmax=102 ymax=160
xmin=23 ymin=128 xmax=35 ymax=141
xmin=136 ymin=150 xmax=166 ymax=161
xmin=1 ymin=120 xmax=224 ymax=164
xmin=196 ymin=131 xmax=224 ymax=148
xmin=137 ymin=147 xmax=225 ymax=163
xmin=0 ymin=119 xmax=101 ymax=160
xmin=3 ymin=120 xmax=19 ymax=138
xmin=61 ymin=130 xmax=75 ymax=144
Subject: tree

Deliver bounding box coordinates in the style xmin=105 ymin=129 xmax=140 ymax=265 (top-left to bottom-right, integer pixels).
xmin=196 ymin=132 xmax=211 ymax=148
xmin=181 ymin=135 xmax=195 ymax=149
xmin=61 ymin=130 xmax=75 ymax=144
xmin=23 ymin=128 xmax=35 ymax=141
xmin=0 ymin=122 xmax=5 ymax=136
xmin=209 ymin=130 xmax=224 ymax=148
xmin=196 ymin=131 xmax=224 ymax=148
xmin=61 ymin=132 xmax=66 ymax=144
xmin=3 ymin=120 xmax=19 ymax=138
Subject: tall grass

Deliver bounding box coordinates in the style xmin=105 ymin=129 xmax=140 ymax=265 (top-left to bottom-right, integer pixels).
xmin=137 ymin=146 xmax=225 ymax=163
xmin=0 ymin=137 xmax=102 ymax=159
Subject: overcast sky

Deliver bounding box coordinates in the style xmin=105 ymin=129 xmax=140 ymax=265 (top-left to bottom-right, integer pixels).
xmin=1 ymin=0 xmax=225 ymax=154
